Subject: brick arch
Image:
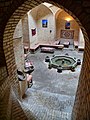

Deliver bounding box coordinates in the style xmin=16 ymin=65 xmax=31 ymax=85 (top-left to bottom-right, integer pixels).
xmin=1 ymin=0 xmax=90 ymax=119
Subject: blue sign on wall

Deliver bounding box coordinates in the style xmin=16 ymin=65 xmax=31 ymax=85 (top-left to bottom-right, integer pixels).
xmin=65 ymin=21 xmax=70 ymax=29
xmin=42 ymin=19 xmax=48 ymax=28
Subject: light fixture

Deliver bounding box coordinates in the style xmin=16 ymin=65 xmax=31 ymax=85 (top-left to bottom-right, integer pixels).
xmin=65 ymin=18 xmax=71 ymax=22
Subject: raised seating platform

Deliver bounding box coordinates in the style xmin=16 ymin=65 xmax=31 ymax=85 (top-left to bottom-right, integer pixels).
xmin=30 ymin=44 xmax=40 ymax=53
xmin=78 ymin=46 xmax=84 ymax=51
xmin=63 ymin=42 xmax=70 ymax=48
xmin=30 ymin=43 xmax=64 ymax=53
xmin=24 ymin=46 xmax=29 ymax=54
xmin=41 ymin=47 xmax=54 ymax=53
xmin=74 ymin=41 xmax=78 ymax=48
xmin=40 ymin=44 xmax=64 ymax=49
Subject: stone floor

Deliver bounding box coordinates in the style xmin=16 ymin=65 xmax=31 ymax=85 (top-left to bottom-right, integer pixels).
xmin=21 ymin=46 xmax=83 ymax=120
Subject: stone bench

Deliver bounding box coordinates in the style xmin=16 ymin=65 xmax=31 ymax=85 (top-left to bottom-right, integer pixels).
xmin=40 ymin=44 xmax=64 ymax=49
xmin=41 ymin=47 xmax=55 ymax=53
xmin=30 ymin=43 xmax=64 ymax=53
xmin=74 ymin=41 xmax=78 ymax=48
xmin=30 ymin=44 xmax=40 ymax=53
xmin=78 ymin=46 xmax=84 ymax=51
xmin=24 ymin=46 xmax=29 ymax=54
xmin=53 ymin=40 xmax=61 ymax=45
xmin=63 ymin=42 xmax=70 ymax=48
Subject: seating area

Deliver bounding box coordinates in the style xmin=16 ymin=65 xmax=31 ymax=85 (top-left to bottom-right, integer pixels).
xmin=63 ymin=41 xmax=70 ymax=48
xmin=30 ymin=44 xmax=40 ymax=53
xmin=40 ymin=44 xmax=64 ymax=49
xmin=30 ymin=43 xmax=64 ymax=53
xmin=74 ymin=41 xmax=78 ymax=48
xmin=41 ymin=47 xmax=55 ymax=53
xmin=78 ymin=46 xmax=84 ymax=51
xmin=29 ymin=39 xmax=84 ymax=53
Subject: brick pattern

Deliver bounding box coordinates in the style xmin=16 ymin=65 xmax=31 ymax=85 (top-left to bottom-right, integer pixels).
xmin=0 ymin=0 xmax=90 ymax=120
xmin=72 ymin=40 xmax=90 ymax=120
xmin=0 ymin=87 xmax=12 ymax=120
xmin=11 ymin=88 xmax=28 ymax=120
xmin=0 ymin=66 xmax=8 ymax=85
xmin=0 ymin=0 xmax=45 ymax=119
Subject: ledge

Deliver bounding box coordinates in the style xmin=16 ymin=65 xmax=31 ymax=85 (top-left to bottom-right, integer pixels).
xmin=74 ymin=41 xmax=78 ymax=48
xmin=30 ymin=43 xmax=64 ymax=53
xmin=78 ymin=46 xmax=84 ymax=51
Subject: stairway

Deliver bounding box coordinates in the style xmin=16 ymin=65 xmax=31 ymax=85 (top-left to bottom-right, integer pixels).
xmin=20 ymin=88 xmax=74 ymax=120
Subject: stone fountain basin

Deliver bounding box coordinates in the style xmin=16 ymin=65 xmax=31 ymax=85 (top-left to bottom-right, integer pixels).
xmin=49 ymin=55 xmax=77 ymax=70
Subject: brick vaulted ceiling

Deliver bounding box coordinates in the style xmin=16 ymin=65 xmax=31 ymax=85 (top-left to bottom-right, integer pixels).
xmin=0 ymin=0 xmax=90 ymax=119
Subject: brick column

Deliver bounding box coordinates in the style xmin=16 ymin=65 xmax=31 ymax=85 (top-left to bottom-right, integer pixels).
xmin=72 ymin=39 xmax=90 ymax=119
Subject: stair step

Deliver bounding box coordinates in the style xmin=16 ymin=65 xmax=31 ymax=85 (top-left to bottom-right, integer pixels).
xmin=21 ymin=102 xmax=71 ymax=120
xmin=20 ymin=88 xmax=73 ymax=120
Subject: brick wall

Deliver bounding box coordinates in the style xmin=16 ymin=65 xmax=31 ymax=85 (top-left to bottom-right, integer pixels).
xmin=0 ymin=0 xmax=90 ymax=119
xmin=0 ymin=0 xmax=44 ymax=119
xmin=11 ymin=88 xmax=28 ymax=120
xmin=72 ymin=39 xmax=90 ymax=119
xmin=0 ymin=66 xmax=8 ymax=86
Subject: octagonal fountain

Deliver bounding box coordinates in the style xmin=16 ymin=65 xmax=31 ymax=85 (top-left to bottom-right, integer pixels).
xmin=48 ymin=55 xmax=81 ymax=72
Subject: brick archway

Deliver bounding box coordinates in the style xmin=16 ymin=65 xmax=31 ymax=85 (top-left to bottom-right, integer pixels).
xmin=0 ymin=0 xmax=90 ymax=119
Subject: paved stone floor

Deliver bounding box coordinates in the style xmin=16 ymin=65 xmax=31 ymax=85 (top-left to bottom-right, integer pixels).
xmin=21 ymin=46 xmax=83 ymax=120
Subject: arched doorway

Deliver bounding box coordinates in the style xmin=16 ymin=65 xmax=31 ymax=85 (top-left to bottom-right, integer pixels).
xmin=0 ymin=0 xmax=90 ymax=119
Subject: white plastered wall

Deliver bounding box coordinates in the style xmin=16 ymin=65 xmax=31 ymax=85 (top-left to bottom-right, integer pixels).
xmin=13 ymin=20 xmax=24 ymax=71
xmin=28 ymin=3 xmax=61 ymax=47
xmin=78 ymin=28 xmax=85 ymax=48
